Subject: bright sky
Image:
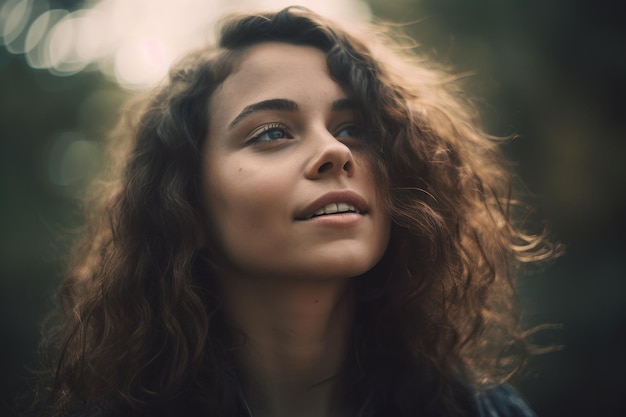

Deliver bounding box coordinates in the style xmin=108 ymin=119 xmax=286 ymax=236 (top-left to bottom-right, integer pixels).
xmin=0 ymin=0 xmax=371 ymax=90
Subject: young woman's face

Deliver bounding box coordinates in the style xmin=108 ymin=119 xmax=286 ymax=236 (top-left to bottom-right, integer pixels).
xmin=202 ymin=42 xmax=390 ymax=281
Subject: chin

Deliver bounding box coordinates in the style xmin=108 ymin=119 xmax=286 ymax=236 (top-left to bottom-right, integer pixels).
xmin=298 ymin=248 xmax=385 ymax=280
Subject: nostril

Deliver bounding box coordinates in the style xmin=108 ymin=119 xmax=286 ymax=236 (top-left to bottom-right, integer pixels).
xmin=343 ymin=161 xmax=352 ymax=172
xmin=318 ymin=162 xmax=333 ymax=173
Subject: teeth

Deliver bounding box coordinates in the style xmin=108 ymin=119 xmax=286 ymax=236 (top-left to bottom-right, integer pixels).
xmin=337 ymin=202 xmax=350 ymax=212
xmin=308 ymin=202 xmax=359 ymax=219
xmin=325 ymin=203 xmax=339 ymax=214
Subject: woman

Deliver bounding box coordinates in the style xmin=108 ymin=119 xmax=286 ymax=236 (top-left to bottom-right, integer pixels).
xmin=33 ymin=6 xmax=558 ymax=417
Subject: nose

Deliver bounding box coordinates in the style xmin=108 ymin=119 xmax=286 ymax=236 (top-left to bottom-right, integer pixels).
xmin=304 ymin=131 xmax=356 ymax=179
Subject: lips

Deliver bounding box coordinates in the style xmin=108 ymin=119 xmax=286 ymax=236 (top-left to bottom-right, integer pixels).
xmin=295 ymin=191 xmax=368 ymax=221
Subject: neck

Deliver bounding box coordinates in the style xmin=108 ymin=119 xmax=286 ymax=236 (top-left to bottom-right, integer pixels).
xmin=221 ymin=274 xmax=355 ymax=417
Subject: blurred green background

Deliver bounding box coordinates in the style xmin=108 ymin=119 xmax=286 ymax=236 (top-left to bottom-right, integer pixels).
xmin=1 ymin=0 xmax=624 ymax=415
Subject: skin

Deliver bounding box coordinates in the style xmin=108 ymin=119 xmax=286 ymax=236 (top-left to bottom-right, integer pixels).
xmin=201 ymin=42 xmax=390 ymax=417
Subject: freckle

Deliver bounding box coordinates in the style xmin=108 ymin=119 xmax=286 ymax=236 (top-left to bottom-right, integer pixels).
xmin=238 ymin=167 xmax=242 ymax=173
xmin=314 ymin=299 xmax=319 ymax=303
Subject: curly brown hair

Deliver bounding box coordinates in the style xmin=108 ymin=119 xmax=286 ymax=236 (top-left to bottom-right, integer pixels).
xmin=34 ymin=6 xmax=559 ymax=417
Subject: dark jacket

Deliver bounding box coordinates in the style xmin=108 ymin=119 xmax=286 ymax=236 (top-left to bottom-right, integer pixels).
xmin=59 ymin=384 xmax=536 ymax=417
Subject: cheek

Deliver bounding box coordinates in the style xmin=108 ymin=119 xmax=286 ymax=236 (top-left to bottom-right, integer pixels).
xmin=204 ymin=165 xmax=255 ymax=234
xmin=208 ymin=165 xmax=286 ymax=216
xmin=202 ymin=162 xmax=293 ymax=259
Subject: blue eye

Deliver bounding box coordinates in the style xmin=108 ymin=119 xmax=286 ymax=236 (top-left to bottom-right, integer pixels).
xmin=336 ymin=124 xmax=361 ymax=138
xmin=249 ymin=123 xmax=292 ymax=144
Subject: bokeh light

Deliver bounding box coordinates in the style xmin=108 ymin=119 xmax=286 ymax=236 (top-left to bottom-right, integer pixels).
xmin=0 ymin=0 xmax=371 ymax=90
xmin=47 ymin=131 xmax=101 ymax=187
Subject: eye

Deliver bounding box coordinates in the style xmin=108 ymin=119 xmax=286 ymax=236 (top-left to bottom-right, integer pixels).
xmin=248 ymin=123 xmax=293 ymax=144
xmin=335 ymin=124 xmax=362 ymax=139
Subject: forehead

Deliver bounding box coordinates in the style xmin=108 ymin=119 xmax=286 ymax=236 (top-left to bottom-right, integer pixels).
xmin=208 ymin=42 xmax=345 ymax=128
xmin=220 ymin=42 xmax=332 ymax=93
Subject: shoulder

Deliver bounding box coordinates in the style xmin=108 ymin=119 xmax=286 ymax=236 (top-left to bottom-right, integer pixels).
xmin=55 ymin=397 xmax=219 ymax=417
xmin=474 ymin=384 xmax=538 ymax=417
xmin=56 ymin=401 xmax=131 ymax=417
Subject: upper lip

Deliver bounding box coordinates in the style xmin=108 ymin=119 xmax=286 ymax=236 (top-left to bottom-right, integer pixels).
xmin=295 ymin=190 xmax=369 ymax=220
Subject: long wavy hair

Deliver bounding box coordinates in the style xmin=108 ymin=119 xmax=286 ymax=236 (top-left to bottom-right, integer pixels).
xmin=34 ymin=6 xmax=559 ymax=417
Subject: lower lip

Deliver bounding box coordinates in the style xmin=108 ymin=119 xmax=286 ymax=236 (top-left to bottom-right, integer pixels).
xmin=297 ymin=213 xmax=365 ymax=226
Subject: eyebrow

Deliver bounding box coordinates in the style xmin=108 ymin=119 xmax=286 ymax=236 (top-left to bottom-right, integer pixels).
xmin=331 ymin=98 xmax=358 ymax=112
xmin=229 ymin=99 xmax=298 ymax=129
xmin=228 ymin=98 xmax=359 ymax=129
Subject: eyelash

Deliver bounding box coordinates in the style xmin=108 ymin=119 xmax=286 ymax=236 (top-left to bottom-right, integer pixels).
xmin=247 ymin=122 xmax=362 ymax=145
xmin=248 ymin=123 xmax=292 ymax=144
xmin=335 ymin=124 xmax=362 ymax=139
